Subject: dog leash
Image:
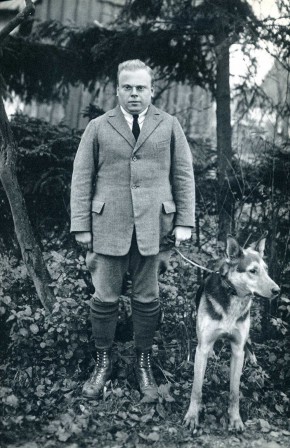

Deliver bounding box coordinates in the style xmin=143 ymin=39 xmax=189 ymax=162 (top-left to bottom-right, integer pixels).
xmin=174 ymin=248 xmax=215 ymax=274
xmin=164 ymin=236 xmax=215 ymax=274
xmin=174 ymin=247 xmax=239 ymax=295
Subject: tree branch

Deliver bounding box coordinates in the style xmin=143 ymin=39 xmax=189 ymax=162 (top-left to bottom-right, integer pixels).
xmin=0 ymin=0 xmax=35 ymax=43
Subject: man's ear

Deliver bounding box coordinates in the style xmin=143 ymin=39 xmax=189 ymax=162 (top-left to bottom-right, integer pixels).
xmin=226 ymin=235 xmax=242 ymax=260
xmin=116 ymin=86 xmax=119 ymax=97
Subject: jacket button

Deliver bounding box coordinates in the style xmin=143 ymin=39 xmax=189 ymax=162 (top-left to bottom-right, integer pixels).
xmin=132 ymin=156 xmax=137 ymax=162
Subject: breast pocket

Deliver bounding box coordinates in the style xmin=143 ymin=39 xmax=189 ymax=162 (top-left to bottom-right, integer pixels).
xmin=155 ymin=139 xmax=170 ymax=150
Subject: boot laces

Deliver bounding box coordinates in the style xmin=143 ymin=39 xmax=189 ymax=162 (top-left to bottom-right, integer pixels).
xmin=140 ymin=352 xmax=152 ymax=367
xmin=90 ymin=350 xmax=110 ymax=384
xmin=139 ymin=352 xmax=155 ymax=387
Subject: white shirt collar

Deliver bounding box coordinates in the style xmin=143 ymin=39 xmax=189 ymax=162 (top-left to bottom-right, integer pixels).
xmin=120 ymin=106 xmax=149 ymax=121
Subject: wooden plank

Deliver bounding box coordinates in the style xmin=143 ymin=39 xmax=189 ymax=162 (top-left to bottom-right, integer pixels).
xmin=101 ymin=2 xmax=116 ymax=24
xmin=65 ymin=85 xmax=80 ymax=128
xmin=86 ymin=0 xmax=94 ymax=24
xmin=46 ymin=0 xmax=52 ymax=20
xmin=91 ymin=0 xmax=103 ymax=21
xmin=75 ymin=84 xmax=85 ymax=128
xmin=62 ymin=0 xmax=78 ymax=23
xmin=47 ymin=0 xmax=64 ymax=21
xmin=34 ymin=0 xmax=48 ymax=21
xmin=75 ymin=0 xmax=90 ymax=25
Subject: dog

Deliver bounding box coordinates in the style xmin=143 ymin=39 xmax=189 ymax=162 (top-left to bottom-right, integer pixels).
xmin=184 ymin=235 xmax=280 ymax=432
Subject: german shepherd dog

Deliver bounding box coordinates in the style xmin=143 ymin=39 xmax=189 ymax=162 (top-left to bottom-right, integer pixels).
xmin=184 ymin=236 xmax=280 ymax=432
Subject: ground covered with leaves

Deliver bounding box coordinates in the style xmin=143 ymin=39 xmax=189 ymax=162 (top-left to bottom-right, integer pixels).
xmin=0 ymin=239 xmax=289 ymax=448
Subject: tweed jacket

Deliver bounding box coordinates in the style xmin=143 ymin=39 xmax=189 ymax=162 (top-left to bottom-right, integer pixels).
xmin=70 ymin=104 xmax=195 ymax=256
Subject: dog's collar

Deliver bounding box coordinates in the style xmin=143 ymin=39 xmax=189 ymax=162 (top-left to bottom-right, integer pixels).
xmin=219 ymin=274 xmax=254 ymax=299
xmin=219 ymin=274 xmax=238 ymax=296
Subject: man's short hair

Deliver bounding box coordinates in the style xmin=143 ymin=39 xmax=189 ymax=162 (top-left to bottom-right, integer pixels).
xmin=117 ymin=59 xmax=154 ymax=85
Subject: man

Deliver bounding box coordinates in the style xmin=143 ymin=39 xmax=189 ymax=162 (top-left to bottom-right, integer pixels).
xmin=70 ymin=59 xmax=195 ymax=399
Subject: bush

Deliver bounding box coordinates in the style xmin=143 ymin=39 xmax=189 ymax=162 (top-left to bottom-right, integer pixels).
xmin=0 ymin=114 xmax=82 ymax=251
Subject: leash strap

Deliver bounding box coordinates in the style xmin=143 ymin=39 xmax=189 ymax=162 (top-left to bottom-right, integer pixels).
xmin=174 ymin=248 xmax=215 ymax=274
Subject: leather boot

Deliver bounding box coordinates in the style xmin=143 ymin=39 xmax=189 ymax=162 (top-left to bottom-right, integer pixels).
xmin=82 ymin=348 xmax=112 ymax=399
xmin=135 ymin=349 xmax=158 ymax=400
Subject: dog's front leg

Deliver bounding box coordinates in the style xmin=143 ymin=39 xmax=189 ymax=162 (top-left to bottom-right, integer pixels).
xmin=184 ymin=341 xmax=212 ymax=430
xmin=228 ymin=341 xmax=245 ymax=432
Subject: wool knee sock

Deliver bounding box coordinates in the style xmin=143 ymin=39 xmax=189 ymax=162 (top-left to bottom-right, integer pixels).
xmin=132 ymin=299 xmax=160 ymax=351
xmin=90 ymin=299 xmax=119 ymax=349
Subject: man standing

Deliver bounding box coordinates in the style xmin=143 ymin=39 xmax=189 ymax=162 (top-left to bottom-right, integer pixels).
xmin=70 ymin=59 xmax=195 ymax=399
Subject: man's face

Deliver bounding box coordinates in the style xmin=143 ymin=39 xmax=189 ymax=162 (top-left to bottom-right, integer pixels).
xmin=117 ymin=69 xmax=154 ymax=114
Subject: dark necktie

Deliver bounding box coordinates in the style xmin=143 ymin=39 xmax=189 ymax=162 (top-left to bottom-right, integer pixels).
xmin=132 ymin=114 xmax=140 ymax=140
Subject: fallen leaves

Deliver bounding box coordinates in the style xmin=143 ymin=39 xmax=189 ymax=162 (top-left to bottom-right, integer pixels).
xmin=259 ymin=418 xmax=272 ymax=433
xmin=4 ymin=394 xmax=19 ymax=408
xmin=0 ymin=250 xmax=289 ymax=448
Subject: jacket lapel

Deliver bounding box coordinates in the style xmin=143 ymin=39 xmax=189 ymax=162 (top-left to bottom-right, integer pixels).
xmin=133 ymin=105 xmax=163 ymax=153
xmin=107 ymin=105 xmax=163 ymax=151
xmin=107 ymin=106 xmax=136 ymax=148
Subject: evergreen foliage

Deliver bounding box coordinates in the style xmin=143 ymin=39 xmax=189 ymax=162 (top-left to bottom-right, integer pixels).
xmin=0 ymin=0 xmax=262 ymax=101
xmin=0 ymin=0 xmax=289 ymax=120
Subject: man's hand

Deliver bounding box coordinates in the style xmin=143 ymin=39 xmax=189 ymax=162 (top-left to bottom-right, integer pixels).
xmin=172 ymin=226 xmax=192 ymax=247
xmin=75 ymin=232 xmax=92 ymax=251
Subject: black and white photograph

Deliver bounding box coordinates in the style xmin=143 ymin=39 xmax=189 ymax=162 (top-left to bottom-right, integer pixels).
xmin=0 ymin=1 xmax=289 ymax=447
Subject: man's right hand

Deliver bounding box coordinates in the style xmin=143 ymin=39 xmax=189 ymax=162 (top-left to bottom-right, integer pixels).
xmin=75 ymin=232 xmax=92 ymax=251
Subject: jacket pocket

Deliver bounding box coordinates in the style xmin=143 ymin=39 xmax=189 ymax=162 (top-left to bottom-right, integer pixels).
xmin=92 ymin=199 xmax=105 ymax=214
xmin=156 ymin=139 xmax=170 ymax=149
xmin=162 ymin=200 xmax=176 ymax=214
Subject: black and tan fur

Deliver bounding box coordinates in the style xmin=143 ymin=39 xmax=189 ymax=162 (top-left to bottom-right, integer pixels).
xmin=184 ymin=236 xmax=280 ymax=432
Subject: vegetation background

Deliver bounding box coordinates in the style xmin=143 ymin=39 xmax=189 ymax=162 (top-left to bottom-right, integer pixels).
xmin=0 ymin=1 xmax=289 ymax=447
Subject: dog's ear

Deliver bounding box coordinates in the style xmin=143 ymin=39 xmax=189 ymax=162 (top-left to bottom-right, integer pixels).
xmin=249 ymin=232 xmax=268 ymax=258
xmin=226 ymin=235 xmax=242 ymax=260
xmin=250 ymin=238 xmax=266 ymax=258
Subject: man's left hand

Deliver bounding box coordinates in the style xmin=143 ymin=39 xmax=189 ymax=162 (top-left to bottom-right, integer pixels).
xmin=172 ymin=226 xmax=192 ymax=247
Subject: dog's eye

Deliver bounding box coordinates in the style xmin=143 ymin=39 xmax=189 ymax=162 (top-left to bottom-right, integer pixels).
xmin=249 ymin=268 xmax=257 ymax=274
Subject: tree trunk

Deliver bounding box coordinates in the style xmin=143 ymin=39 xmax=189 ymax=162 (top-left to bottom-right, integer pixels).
xmin=215 ymin=29 xmax=234 ymax=242
xmin=0 ymin=0 xmax=55 ymax=312
xmin=0 ymin=88 xmax=55 ymax=314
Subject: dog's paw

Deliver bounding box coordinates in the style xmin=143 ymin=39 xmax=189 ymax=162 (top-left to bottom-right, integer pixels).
xmin=228 ymin=415 xmax=244 ymax=432
xmin=183 ymin=409 xmax=199 ymax=431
